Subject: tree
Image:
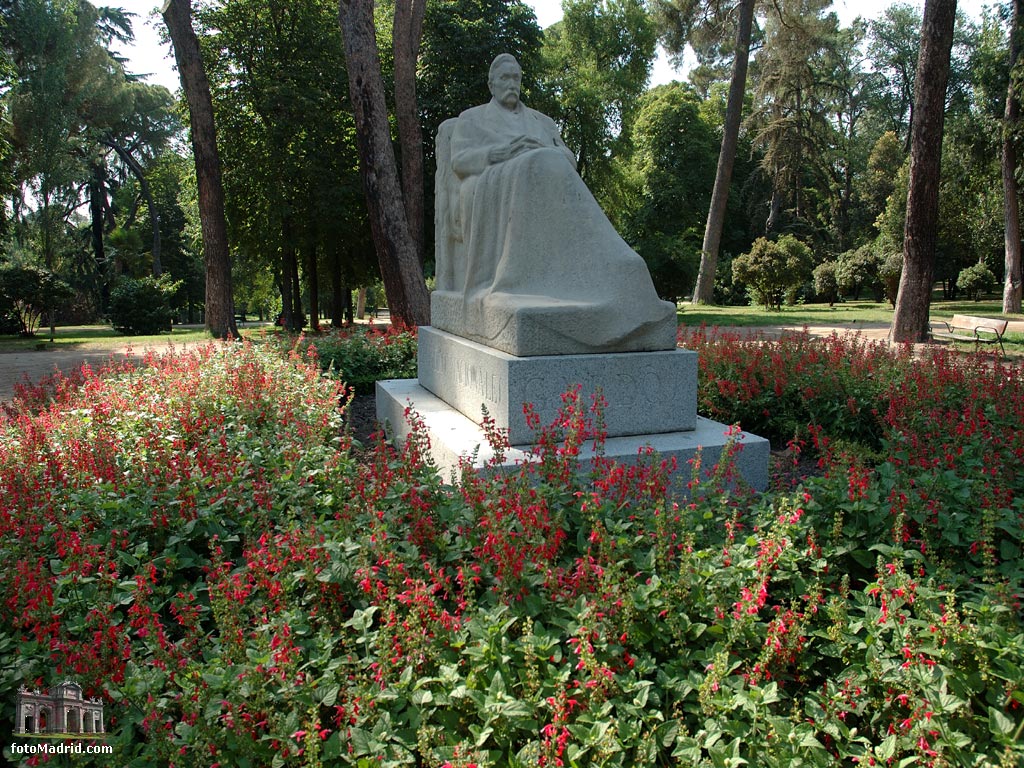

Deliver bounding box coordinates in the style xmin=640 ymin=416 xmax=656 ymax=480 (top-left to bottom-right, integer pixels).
xmin=860 ymin=131 xmax=904 ymax=223
xmin=91 ymin=81 xmax=179 ymax=278
xmin=337 ymin=0 xmax=430 ymax=327
xmin=161 ymin=0 xmax=238 ymax=340
xmin=748 ymin=0 xmax=839 ymax=237
xmin=1003 ymin=0 xmax=1023 ymax=313
xmin=890 ymin=0 xmax=957 ymax=344
xmin=656 ymin=0 xmax=758 ymax=304
xmin=866 ymin=3 xmax=921 ymax=147
xmin=197 ymin=0 xmax=372 ymax=332
xmin=539 ymin=0 xmax=656 ymax=202
xmin=393 ymin=0 xmax=427 ymax=262
xmin=732 ymin=234 xmax=813 ymax=310
xmin=623 ymin=83 xmax=718 ymax=303
xmin=5 ymin=1 xmax=90 ymax=270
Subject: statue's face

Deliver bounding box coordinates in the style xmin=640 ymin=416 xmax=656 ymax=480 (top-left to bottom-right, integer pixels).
xmin=489 ymin=61 xmax=522 ymax=109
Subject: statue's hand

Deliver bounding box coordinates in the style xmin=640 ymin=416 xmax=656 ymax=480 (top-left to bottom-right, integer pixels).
xmin=488 ymin=135 xmax=546 ymax=164
xmin=510 ymin=135 xmax=545 ymax=155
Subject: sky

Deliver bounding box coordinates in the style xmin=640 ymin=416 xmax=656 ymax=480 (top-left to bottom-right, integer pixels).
xmin=116 ymin=0 xmax=994 ymax=94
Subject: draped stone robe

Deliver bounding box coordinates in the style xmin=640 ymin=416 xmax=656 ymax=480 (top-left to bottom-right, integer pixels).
xmin=432 ymin=98 xmax=676 ymax=357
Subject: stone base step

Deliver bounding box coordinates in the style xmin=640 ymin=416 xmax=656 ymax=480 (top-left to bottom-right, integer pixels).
xmin=377 ymin=378 xmax=770 ymax=497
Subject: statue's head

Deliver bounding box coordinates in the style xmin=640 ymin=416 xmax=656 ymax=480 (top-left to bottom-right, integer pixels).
xmin=488 ymin=54 xmax=522 ymax=110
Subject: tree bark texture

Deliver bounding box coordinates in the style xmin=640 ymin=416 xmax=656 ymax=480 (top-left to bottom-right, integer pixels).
xmin=1004 ymin=0 xmax=1024 ymax=314
xmin=393 ymin=0 xmax=427 ymax=263
xmin=691 ymin=0 xmax=755 ymax=305
xmin=161 ymin=0 xmax=238 ymax=339
xmin=338 ymin=0 xmax=430 ymax=328
xmin=890 ymin=0 xmax=956 ymax=344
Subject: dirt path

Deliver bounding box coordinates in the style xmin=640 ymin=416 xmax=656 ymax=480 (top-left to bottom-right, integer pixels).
xmin=2 ymin=318 xmax=1020 ymax=406
xmin=0 ymin=338 xmax=209 ymax=405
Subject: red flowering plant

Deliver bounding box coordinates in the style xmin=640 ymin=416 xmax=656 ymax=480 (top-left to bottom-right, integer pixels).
xmin=681 ymin=325 xmax=914 ymax=455
xmin=0 ymin=332 xmax=1021 ymax=767
xmin=283 ymin=324 xmax=418 ymax=395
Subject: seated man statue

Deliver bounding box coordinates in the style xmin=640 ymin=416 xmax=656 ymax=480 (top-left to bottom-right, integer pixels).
xmin=432 ymin=53 xmax=677 ymax=357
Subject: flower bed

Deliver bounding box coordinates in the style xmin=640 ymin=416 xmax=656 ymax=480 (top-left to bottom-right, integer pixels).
xmin=0 ymin=336 xmax=1021 ymax=767
xmin=286 ymin=325 xmax=418 ymax=395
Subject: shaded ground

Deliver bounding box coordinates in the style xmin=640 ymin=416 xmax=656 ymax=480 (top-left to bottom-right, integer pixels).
xmin=4 ymin=319 xmax=1021 ymax=440
xmin=0 ymin=338 xmax=205 ymax=406
xmin=0 ymin=321 xmax=886 ymax=406
xmin=8 ymin=320 xmax=1018 ymax=491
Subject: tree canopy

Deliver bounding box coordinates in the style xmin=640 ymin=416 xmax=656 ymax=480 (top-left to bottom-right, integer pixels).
xmin=2 ymin=0 xmax=1022 ymax=333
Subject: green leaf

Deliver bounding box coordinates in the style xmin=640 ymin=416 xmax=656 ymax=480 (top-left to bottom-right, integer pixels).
xmin=877 ymin=734 xmax=896 ymax=760
xmin=318 ymin=683 xmax=340 ymax=708
xmin=989 ymin=706 xmax=1015 ymax=737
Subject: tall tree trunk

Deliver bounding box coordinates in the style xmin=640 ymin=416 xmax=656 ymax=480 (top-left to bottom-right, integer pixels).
xmin=330 ymin=247 xmax=345 ymax=327
xmin=1004 ymin=0 xmax=1024 ymax=314
xmin=89 ymin=163 xmax=110 ymax=312
xmin=290 ymin=245 xmax=303 ymax=329
xmin=304 ymin=235 xmax=320 ymax=332
xmin=101 ymin=139 xmax=162 ymax=277
xmin=161 ymin=0 xmax=238 ymax=340
xmin=337 ymin=0 xmax=430 ymax=327
xmin=393 ymin=0 xmax=427 ymax=263
xmin=357 ymin=286 xmax=367 ymax=319
xmin=41 ymin=188 xmax=56 ymax=340
xmin=691 ymin=0 xmax=755 ymax=305
xmin=890 ymin=0 xmax=956 ymax=344
xmin=277 ymin=257 xmax=294 ymax=329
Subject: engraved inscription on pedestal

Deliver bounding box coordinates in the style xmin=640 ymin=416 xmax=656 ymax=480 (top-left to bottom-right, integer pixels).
xmin=417 ymin=327 xmax=697 ymax=446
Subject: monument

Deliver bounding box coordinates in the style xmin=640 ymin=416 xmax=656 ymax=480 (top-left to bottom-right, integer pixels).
xmin=15 ymin=681 xmax=105 ymax=735
xmin=377 ymin=54 xmax=768 ymax=494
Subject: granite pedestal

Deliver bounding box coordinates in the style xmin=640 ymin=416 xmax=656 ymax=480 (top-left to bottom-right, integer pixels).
xmin=417 ymin=326 xmax=697 ymax=445
xmin=429 ymin=290 xmax=678 ymax=357
xmin=376 ymin=327 xmax=770 ymax=496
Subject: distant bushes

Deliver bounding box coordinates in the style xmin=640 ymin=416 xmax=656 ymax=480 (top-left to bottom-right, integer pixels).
xmin=0 ymin=263 xmax=72 ymax=336
xmin=732 ymin=235 xmax=813 ymax=310
xmin=108 ymin=276 xmax=179 ymax=335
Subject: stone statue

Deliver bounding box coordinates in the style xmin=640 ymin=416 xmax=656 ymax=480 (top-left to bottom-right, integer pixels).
xmin=433 ymin=53 xmax=677 ymax=357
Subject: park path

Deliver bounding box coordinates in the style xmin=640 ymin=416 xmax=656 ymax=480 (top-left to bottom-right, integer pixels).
xmin=2 ymin=318 xmax=1021 ymax=405
xmin=0 ymin=337 xmax=209 ymax=405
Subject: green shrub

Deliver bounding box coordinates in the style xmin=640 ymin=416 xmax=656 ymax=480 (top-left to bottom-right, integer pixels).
xmin=812 ymin=261 xmax=839 ymax=305
xmin=732 ymin=235 xmax=814 ymax=311
xmin=956 ymin=262 xmax=997 ymax=301
xmin=878 ymin=249 xmax=903 ymax=307
xmin=835 ymin=244 xmax=881 ymax=299
xmin=109 ymin=276 xmax=179 ymax=335
xmin=290 ymin=325 xmax=418 ymax=394
xmin=0 ymin=263 xmax=73 ymax=336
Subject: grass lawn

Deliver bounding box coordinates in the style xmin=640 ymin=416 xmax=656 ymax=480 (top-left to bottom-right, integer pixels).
xmin=0 ymin=324 xmax=266 ymax=353
xmin=675 ymin=297 xmax=1024 ymax=328
xmin=675 ymin=297 xmax=1024 ymax=359
xmin=676 ymin=299 xmax=895 ymax=327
